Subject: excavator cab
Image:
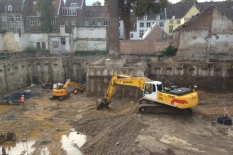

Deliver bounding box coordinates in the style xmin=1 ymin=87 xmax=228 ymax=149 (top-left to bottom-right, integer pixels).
xmin=53 ymin=83 xmax=64 ymax=89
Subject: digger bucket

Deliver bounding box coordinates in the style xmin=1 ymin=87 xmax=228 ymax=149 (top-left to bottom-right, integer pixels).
xmin=96 ymin=99 xmax=109 ymax=110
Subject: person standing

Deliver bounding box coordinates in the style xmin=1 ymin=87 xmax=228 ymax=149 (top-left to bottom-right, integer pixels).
xmin=21 ymin=95 xmax=25 ymax=107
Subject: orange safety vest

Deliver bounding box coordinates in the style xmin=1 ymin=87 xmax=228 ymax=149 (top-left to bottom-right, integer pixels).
xmin=21 ymin=96 xmax=25 ymax=102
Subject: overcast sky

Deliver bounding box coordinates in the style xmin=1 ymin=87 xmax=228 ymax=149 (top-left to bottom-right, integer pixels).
xmin=85 ymin=0 xmax=224 ymax=6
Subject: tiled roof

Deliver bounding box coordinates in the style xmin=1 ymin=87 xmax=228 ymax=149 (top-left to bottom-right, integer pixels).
xmin=0 ymin=0 xmax=25 ymax=12
xmin=175 ymin=3 xmax=233 ymax=31
xmin=137 ymin=1 xmax=233 ymax=20
xmin=84 ymin=6 xmax=109 ymax=18
xmin=27 ymin=0 xmax=61 ymax=16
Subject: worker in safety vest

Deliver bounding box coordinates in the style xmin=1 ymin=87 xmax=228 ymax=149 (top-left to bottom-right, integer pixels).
xmin=21 ymin=95 xmax=25 ymax=107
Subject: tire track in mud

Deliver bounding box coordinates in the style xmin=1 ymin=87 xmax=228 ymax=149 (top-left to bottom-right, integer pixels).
xmin=74 ymin=114 xmax=145 ymax=155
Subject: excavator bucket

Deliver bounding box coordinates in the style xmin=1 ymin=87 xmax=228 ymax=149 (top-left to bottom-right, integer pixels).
xmin=96 ymin=99 xmax=109 ymax=109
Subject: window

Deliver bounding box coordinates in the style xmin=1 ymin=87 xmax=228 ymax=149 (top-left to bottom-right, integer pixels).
xmin=15 ymin=15 xmax=20 ymax=22
xmin=30 ymin=19 xmax=35 ymax=26
xmin=104 ymin=21 xmax=108 ymax=26
xmin=61 ymin=38 xmax=66 ymax=45
xmin=91 ymin=21 xmax=95 ymax=26
xmin=42 ymin=42 xmax=46 ymax=49
xmin=162 ymin=33 xmax=167 ymax=39
xmin=52 ymin=41 xmax=59 ymax=48
xmin=31 ymin=30 xmax=35 ymax=33
xmin=184 ymin=18 xmax=190 ymax=21
xmin=170 ymin=20 xmax=173 ymax=24
xmin=159 ymin=22 xmax=164 ymax=27
xmin=53 ymin=30 xmax=56 ymax=33
xmin=71 ymin=3 xmax=77 ymax=7
xmin=38 ymin=30 xmax=42 ymax=33
xmin=37 ymin=12 xmax=41 ymax=16
xmin=8 ymin=5 xmax=12 ymax=11
xmin=97 ymin=21 xmax=102 ymax=26
xmin=146 ymin=22 xmax=151 ymax=27
xmin=177 ymin=20 xmax=180 ymax=24
xmin=156 ymin=15 xmax=160 ymax=20
xmin=140 ymin=22 xmax=144 ymax=27
xmin=169 ymin=25 xmax=173 ymax=33
xmin=65 ymin=29 xmax=69 ymax=33
xmin=62 ymin=8 xmax=77 ymax=16
xmin=65 ymin=20 xmax=69 ymax=25
xmin=16 ymin=26 xmax=21 ymax=33
xmin=130 ymin=34 xmax=133 ymax=38
xmin=8 ymin=15 xmax=13 ymax=22
xmin=1 ymin=16 xmax=6 ymax=22
xmin=84 ymin=21 xmax=89 ymax=26
xmin=139 ymin=30 xmax=144 ymax=37
xmin=10 ymin=27 xmax=14 ymax=32
xmin=71 ymin=20 xmax=75 ymax=25
xmin=2 ymin=26 xmax=7 ymax=30
xmin=37 ymin=20 xmax=41 ymax=26
xmin=51 ymin=20 xmax=56 ymax=25
xmin=36 ymin=42 xmax=40 ymax=49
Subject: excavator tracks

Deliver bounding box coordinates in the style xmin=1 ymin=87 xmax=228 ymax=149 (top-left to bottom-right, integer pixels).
xmin=138 ymin=103 xmax=192 ymax=115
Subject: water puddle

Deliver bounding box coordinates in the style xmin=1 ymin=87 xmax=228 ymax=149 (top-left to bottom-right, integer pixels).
xmin=1 ymin=141 xmax=35 ymax=155
xmin=0 ymin=105 xmax=14 ymax=114
xmin=61 ymin=128 xmax=87 ymax=155
xmin=0 ymin=129 xmax=86 ymax=155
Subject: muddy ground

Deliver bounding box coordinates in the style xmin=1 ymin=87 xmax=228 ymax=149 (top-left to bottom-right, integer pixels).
xmin=0 ymin=86 xmax=233 ymax=155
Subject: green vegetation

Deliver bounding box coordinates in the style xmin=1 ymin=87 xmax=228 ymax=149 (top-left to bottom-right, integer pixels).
xmin=24 ymin=47 xmax=49 ymax=53
xmin=104 ymin=0 xmax=168 ymax=40
xmin=92 ymin=1 xmax=102 ymax=6
xmin=0 ymin=29 xmax=7 ymax=34
xmin=75 ymin=51 xmax=107 ymax=56
xmin=35 ymin=0 xmax=55 ymax=33
xmin=161 ymin=44 xmax=178 ymax=57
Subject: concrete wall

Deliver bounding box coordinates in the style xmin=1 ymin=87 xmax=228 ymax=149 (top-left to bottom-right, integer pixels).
xmin=86 ymin=61 xmax=147 ymax=98
xmin=0 ymin=57 xmax=89 ymax=94
xmin=147 ymin=62 xmax=233 ymax=93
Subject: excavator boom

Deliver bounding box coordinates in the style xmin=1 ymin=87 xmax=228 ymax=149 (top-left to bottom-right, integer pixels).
xmin=96 ymin=74 xmax=150 ymax=109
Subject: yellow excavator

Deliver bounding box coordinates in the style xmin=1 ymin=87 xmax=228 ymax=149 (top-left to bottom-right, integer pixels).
xmin=96 ymin=74 xmax=198 ymax=114
xmin=50 ymin=79 xmax=83 ymax=101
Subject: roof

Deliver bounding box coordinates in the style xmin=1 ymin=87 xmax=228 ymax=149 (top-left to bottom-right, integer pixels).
xmin=137 ymin=1 xmax=233 ymax=20
xmin=0 ymin=0 xmax=26 ymax=12
xmin=84 ymin=6 xmax=109 ymax=18
xmin=174 ymin=3 xmax=233 ymax=31
xmin=64 ymin=0 xmax=84 ymax=8
xmin=27 ymin=0 xmax=61 ymax=16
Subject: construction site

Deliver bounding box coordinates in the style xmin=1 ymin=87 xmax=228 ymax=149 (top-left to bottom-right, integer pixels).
xmin=1 ymin=0 xmax=233 ymax=155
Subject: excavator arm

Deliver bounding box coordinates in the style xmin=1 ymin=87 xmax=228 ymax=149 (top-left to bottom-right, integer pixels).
xmin=96 ymin=74 xmax=150 ymax=109
xmin=63 ymin=81 xmax=84 ymax=94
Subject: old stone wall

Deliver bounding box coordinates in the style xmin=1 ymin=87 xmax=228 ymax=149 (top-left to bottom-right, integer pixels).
xmin=0 ymin=56 xmax=90 ymax=94
xmin=148 ymin=62 xmax=233 ymax=93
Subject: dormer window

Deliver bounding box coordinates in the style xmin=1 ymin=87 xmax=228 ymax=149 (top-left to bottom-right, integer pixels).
xmin=71 ymin=3 xmax=77 ymax=7
xmin=8 ymin=5 xmax=12 ymax=11
xmin=144 ymin=16 xmax=147 ymax=20
xmin=37 ymin=12 xmax=41 ymax=16
xmin=156 ymin=15 xmax=160 ymax=20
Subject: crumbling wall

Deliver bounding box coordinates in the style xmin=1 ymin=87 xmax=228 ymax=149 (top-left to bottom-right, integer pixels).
xmin=73 ymin=27 xmax=107 ymax=52
xmin=148 ymin=62 xmax=233 ymax=93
